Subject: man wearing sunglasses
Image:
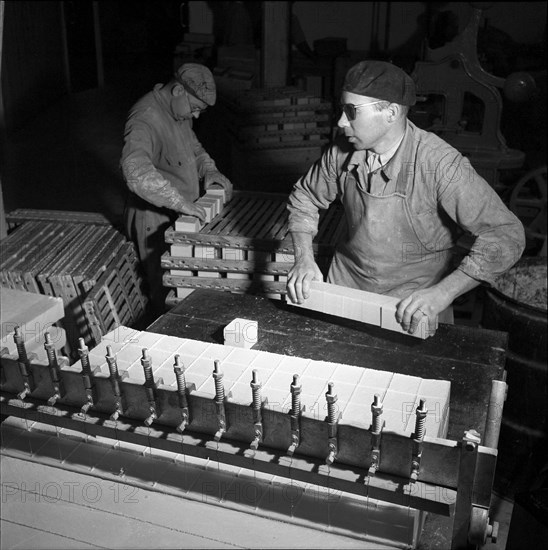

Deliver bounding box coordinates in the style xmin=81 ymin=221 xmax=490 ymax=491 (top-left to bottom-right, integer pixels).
xmin=121 ymin=63 xmax=232 ymax=315
xmin=286 ymin=60 xmax=525 ymax=337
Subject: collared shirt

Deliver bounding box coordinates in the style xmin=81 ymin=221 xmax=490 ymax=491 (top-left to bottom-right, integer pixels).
xmin=120 ymin=84 xmax=216 ymax=212
xmin=287 ymin=120 xmax=526 ymax=285
xmin=364 ymin=131 xmax=405 ymax=194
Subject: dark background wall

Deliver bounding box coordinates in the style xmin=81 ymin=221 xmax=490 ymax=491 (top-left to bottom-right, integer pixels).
xmin=0 ymin=1 xmax=545 ymax=224
xmin=1 ymin=1 xmax=546 ymax=135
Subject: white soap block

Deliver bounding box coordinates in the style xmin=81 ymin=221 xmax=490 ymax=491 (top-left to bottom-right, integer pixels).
xmin=223 ymin=248 xmax=246 ymax=261
xmin=170 ymin=244 xmax=193 ymax=257
xmin=224 ymin=318 xmax=258 ymax=349
xmin=227 ymin=272 xmax=251 ymax=279
xmin=198 ymin=202 xmax=215 ymax=223
xmin=193 ymin=246 xmax=217 ymax=260
xmin=205 ymin=187 xmax=227 ymax=205
xmin=0 ymin=288 xmax=64 ymax=353
xmin=175 ymin=215 xmax=202 ymax=232
xmin=196 ymin=196 xmax=220 ymax=218
xmin=176 ymin=288 xmax=195 ymax=299
xmin=203 ymin=193 xmax=223 ymax=214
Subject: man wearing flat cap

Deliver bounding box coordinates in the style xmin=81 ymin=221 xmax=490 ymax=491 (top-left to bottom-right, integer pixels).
xmin=286 ymin=60 xmax=525 ymax=336
xmin=121 ymin=63 xmax=232 ymax=314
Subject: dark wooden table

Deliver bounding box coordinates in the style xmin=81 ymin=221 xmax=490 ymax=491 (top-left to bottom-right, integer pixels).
xmin=148 ymin=289 xmax=509 ymax=549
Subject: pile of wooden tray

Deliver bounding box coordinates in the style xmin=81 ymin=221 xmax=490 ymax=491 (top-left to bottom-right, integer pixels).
xmin=162 ymin=191 xmax=344 ymax=303
xmin=215 ymin=86 xmax=334 ymax=191
xmin=1 ymin=210 xmax=147 ymax=353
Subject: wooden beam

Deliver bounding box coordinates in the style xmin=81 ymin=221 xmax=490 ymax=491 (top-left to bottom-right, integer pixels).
xmin=261 ymin=1 xmax=290 ymax=88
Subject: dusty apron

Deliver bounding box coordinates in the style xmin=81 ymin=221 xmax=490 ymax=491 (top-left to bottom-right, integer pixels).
xmin=327 ymin=167 xmax=454 ymax=323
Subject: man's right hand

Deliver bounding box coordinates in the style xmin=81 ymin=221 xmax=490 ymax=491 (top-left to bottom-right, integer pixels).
xmin=179 ymin=202 xmax=207 ymax=223
xmin=286 ymin=257 xmax=323 ymax=304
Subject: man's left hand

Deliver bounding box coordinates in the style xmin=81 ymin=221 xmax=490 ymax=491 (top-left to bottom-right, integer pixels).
xmin=396 ymin=287 xmax=452 ymax=338
xmin=204 ymin=170 xmax=233 ymax=200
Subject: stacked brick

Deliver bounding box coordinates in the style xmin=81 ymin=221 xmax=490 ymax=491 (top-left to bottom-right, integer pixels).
xmin=215 ymin=86 xmax=334 ymax=190
xmin=162 ymin=190 xmax=344 ymax=303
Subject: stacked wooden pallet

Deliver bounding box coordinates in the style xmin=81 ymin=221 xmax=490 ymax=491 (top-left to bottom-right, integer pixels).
xmin=0 ymin=212 xmax=147 ymax=353
xmin=216 ymin=86 xmax=334 ymax=191
xmin=162 ymin=191 xmax=343 ymax=303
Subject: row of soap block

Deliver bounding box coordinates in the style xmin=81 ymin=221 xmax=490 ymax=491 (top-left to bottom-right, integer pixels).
xmin=290 ymin=281 xmax=437 ymax=340
xmin=73 ymin=326 xmax=450 ymax=438
xmin=170 ymin=244 xmax=295 ymax=264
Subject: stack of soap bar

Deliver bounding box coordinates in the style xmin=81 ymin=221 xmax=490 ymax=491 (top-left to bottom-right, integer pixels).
xmin=194 ymin=190 xmax=225 ymax=223
xmin=289 ymin=281 xmax=437 ymax=339
xmin=174 ymin=191 xmax=226 ymax=229
xmin=75 ymin=326 xmax=450 ymax=439
xmin=171 ymin=191 xmax=227 ymax=294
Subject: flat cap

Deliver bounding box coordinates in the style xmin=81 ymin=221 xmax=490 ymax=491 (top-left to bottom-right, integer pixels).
xmin=175 ymin=63 xmax=216 ymax=106
xmin=343 ymin=60 xmax=416 ymax=106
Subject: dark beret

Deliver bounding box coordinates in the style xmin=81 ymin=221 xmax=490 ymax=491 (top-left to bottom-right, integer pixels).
xmin=343 ymin=60 xmax=416 ymax=106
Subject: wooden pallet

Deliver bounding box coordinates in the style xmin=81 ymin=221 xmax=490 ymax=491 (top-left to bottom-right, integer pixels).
xmin=0 ymin=218 xmax=146 ymax=352
xmin=165 ymin=191 xmax=343 ymax=253
xmin=5 ymin=209 xmax=113 ymax=230
xmin=163 ymin=191 xmax=344 ymax=302
xmin=83 ymin=243 xmax=148 ymax=346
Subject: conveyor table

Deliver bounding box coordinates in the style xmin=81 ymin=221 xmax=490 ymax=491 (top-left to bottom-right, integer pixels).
xmin=147 ymin=289 xmax=508 ymax=549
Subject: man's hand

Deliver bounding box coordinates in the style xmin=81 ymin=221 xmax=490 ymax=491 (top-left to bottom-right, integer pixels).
xmin=287 ymin=231 xmax=322 ymax=304
xmin=286 ymin=257 xmax=324 ymax=304
xmin=179 ymin=201 xmax=207 ymax=223
xmin=395 ymin=287 xmax=451 ymax=337
xmin=204 ymin=170 xmax=233 ymax=200
xmin=395 ymin=270 xmax=479 ymax=337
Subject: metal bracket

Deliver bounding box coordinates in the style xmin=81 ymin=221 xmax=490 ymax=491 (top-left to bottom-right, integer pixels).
xmin=410 ymin=399 xmax=428 ymax=482
xmin=213 ymin=359 xmax=227 ymax=441
xmin=249 ymin=369 xmax=266 ymax=451
xmin=13 ymin=326 xmax=36 ymax=400
xmin=106 ymin=345 xmax=127 ymax=421
xmin=369 ymin=393 xmax=385 ymax=476
xmin=287 ymin=374 xmax=304 ymax=456
xmin=44 ymin=331 xmax=68 ymax=406
xmin=174 ymin=355 xmax=193 ymax=433
xmin=325 ymin=382 xmax=341 ymax=465
xmin=141 ymin=348 xmax=163 ymax=426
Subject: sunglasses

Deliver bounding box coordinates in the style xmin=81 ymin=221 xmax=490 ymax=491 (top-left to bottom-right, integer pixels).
xmin=339 ymin=100 xmax=383 ymax=121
